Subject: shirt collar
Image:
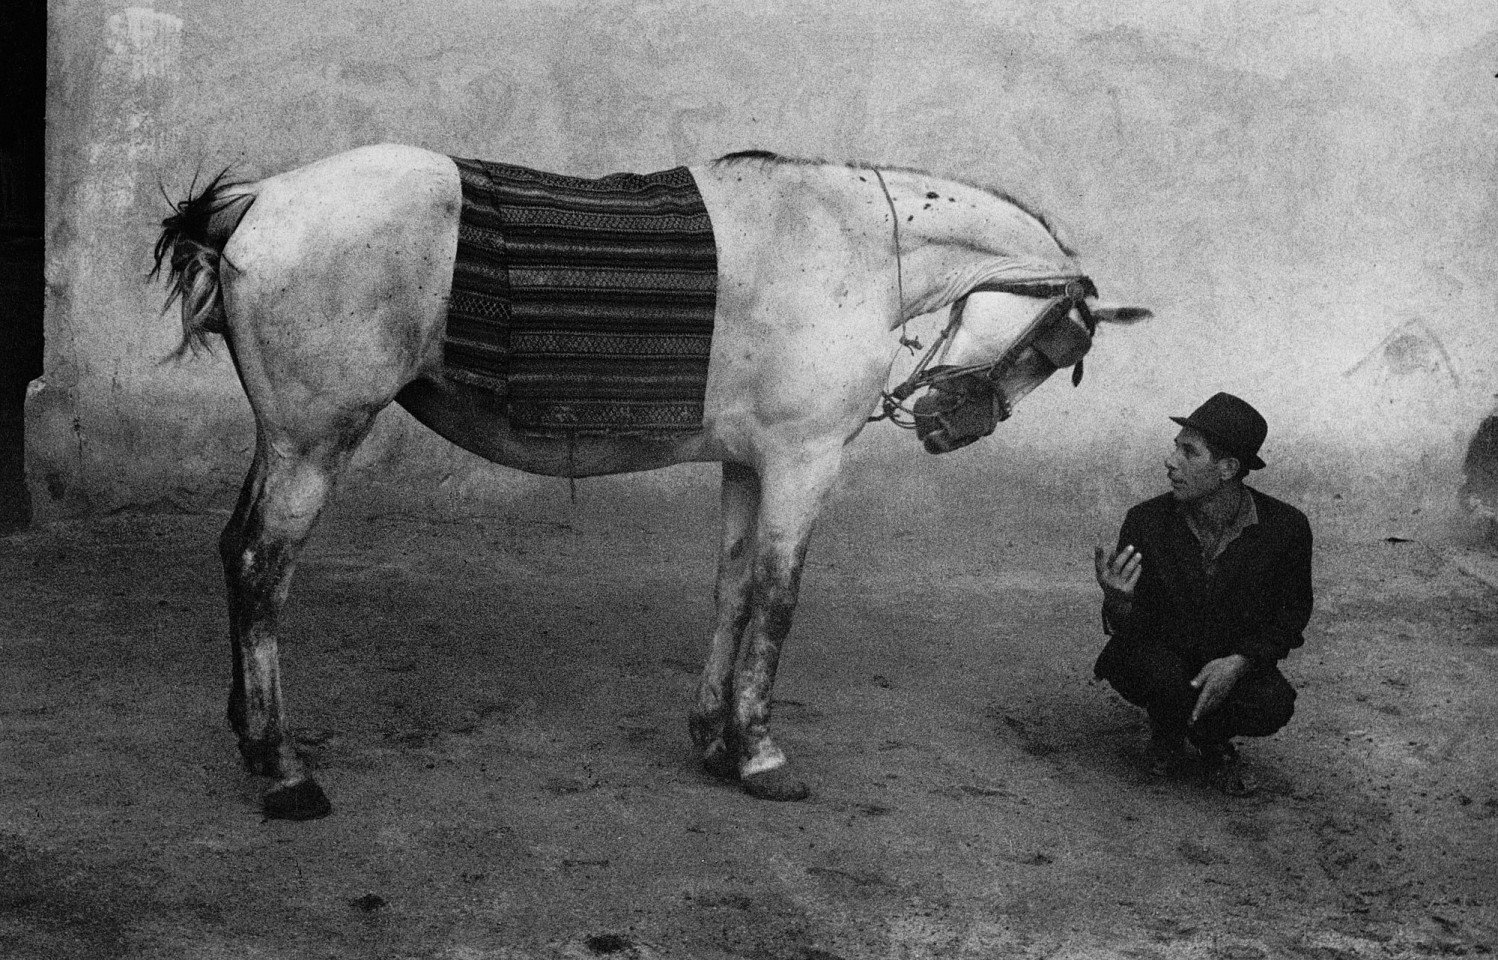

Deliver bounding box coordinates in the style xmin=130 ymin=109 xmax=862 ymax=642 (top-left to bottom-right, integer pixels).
xmin=1179 ymin=487 xmax=1258 ymax=566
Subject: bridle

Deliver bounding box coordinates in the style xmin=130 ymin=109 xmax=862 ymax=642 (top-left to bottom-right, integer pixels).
xmin=866 ymin=169 xmax=1100 ymax=450
xmin=872 ymin=275 xmax=1099 ymax=427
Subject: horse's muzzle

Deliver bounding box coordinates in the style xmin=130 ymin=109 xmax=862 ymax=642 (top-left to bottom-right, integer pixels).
xmin=912 ymin=375 xmax=1009 ymax=454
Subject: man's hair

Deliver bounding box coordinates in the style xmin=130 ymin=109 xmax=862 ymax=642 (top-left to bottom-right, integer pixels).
xmin=1201 ymin=435 xmax=1251 ymax=482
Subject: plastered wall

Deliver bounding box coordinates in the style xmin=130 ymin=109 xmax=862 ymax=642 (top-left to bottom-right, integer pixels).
xmin=32 ymin=0 xmax=1498 ymax=544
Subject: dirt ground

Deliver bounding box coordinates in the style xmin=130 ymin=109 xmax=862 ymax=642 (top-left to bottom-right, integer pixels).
xmin=2 ymin=499 xmax=1496 ymax=959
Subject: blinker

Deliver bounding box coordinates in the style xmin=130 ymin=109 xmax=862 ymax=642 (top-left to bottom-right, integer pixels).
xmin=1028 ymin=298 xmax=1093 ymax=371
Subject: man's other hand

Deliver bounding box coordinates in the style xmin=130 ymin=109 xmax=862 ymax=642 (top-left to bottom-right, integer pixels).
xmin=1094 ymin=544 xmax=1142 ymax=602
xmin=1189 ymin=654 xmax=1250 ymax=724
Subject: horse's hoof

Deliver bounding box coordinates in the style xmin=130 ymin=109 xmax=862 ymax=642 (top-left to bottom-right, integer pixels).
xmin=263 ymin=778 xmax=332 ymax=821
xmin=701 ymin=740 xmax=738 ymax=781
xmin=741 ymin=766 xmax=810 ymax=802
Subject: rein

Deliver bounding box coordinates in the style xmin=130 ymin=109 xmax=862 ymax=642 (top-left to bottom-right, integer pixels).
xmin=873 ymin=168 xmax=916 ymax=351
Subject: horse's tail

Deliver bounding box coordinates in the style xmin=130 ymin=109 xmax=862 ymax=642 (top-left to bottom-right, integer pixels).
xmin=150 ymin=168 xmax=256 ymax=357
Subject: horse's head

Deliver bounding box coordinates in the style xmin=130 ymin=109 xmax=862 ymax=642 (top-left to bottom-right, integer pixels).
xmin=909 ymin=280 xmax=1151 ymax=454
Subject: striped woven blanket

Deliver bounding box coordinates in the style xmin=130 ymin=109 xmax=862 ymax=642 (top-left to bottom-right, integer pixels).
xmin=444 ymin=156 xmax=719 ymax=435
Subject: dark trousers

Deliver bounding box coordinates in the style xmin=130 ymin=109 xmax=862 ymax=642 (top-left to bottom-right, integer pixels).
xmin=1095 ymin=636 xmax=1296 ymax=746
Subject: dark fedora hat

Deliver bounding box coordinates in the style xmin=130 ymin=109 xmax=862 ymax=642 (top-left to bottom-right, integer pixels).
xmin=1170 ymin=393 xmax=1267 ymax=471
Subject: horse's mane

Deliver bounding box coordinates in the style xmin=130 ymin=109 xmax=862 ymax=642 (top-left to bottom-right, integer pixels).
xmin=712 ymin=149 xmax=1074 ymax=256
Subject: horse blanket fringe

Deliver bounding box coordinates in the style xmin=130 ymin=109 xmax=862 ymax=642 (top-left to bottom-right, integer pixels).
xmin=443 ymin=156 xmax=719 ymax=435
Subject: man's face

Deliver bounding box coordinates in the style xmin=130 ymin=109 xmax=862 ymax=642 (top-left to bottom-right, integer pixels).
xmin=1165 ymin=427 xmax=1234 ymax=503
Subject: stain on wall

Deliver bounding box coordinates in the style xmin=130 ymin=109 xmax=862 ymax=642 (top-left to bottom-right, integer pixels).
xmin=32 ymin=0 xmax=1498 ymax=542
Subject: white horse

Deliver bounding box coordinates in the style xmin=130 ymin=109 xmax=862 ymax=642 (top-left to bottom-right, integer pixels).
xmin=154 ymin=143 xmax=1149 ymax=819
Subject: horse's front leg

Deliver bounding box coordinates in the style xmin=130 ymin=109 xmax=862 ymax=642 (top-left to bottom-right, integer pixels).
xmin=220 ymin=434 xmax=352 ymax=820
xmin=729 ymin=453 xmax=843 ymax=801
xmin=690 ymin=461 xmax=760 ymax=777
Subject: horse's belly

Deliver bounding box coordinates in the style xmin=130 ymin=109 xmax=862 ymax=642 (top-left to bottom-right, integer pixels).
xmin=395 ymin=376 xmax=717 ymax=478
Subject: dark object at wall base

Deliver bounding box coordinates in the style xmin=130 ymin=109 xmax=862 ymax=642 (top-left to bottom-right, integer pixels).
xmin=1462 ymin=413 xmax=1498 ymax=547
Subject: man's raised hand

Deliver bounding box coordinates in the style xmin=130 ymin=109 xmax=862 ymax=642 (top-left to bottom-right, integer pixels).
xmin=1094 ymin=543 xmax=1142 ymax=602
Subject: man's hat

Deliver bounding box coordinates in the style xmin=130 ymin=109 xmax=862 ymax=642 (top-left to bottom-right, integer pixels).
xmin=1170 ymin=393 xmax=1268 ymax=471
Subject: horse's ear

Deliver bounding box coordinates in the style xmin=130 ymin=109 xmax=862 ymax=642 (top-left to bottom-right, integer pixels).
xmin=1091 ymin=304 xmax=1152 ymax=325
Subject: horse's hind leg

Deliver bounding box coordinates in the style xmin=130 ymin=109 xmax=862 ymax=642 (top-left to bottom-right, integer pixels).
xmin=222 ymin=450 xmax=268 ymax=750
xmin=221 ymin=414 xmax=375 ymax=820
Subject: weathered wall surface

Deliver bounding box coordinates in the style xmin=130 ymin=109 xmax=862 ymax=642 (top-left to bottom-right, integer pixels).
xmin=32 ymin=0 xmax=1498 ymax=544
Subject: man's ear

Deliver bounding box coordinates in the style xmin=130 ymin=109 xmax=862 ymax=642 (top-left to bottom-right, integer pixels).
xmin=1218 ymin=456 xmax=1242 ymax=481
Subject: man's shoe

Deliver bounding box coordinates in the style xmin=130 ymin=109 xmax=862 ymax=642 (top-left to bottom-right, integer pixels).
xmin=1146 ymin=729 xmax=1191 ymax=777
xmin=1198 ymin=741 xmax=1251 ymax=797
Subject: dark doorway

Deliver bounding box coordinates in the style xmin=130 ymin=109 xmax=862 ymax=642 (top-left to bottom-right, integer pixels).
xmin=0 ymin=0 xmax=46 ymax=533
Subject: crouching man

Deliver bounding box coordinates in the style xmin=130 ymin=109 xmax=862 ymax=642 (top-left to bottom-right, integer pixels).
xmin=1093 ymin=393 xmax=1313 ymax=795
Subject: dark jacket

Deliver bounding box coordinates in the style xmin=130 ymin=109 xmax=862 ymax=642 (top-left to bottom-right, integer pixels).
xmin=1106 ymin=488 xmax=1313 ymax=667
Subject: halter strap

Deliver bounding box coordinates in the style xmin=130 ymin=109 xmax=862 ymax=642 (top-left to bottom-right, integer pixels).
xmin=969 ymin=276 xmax=1097 ymax=301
